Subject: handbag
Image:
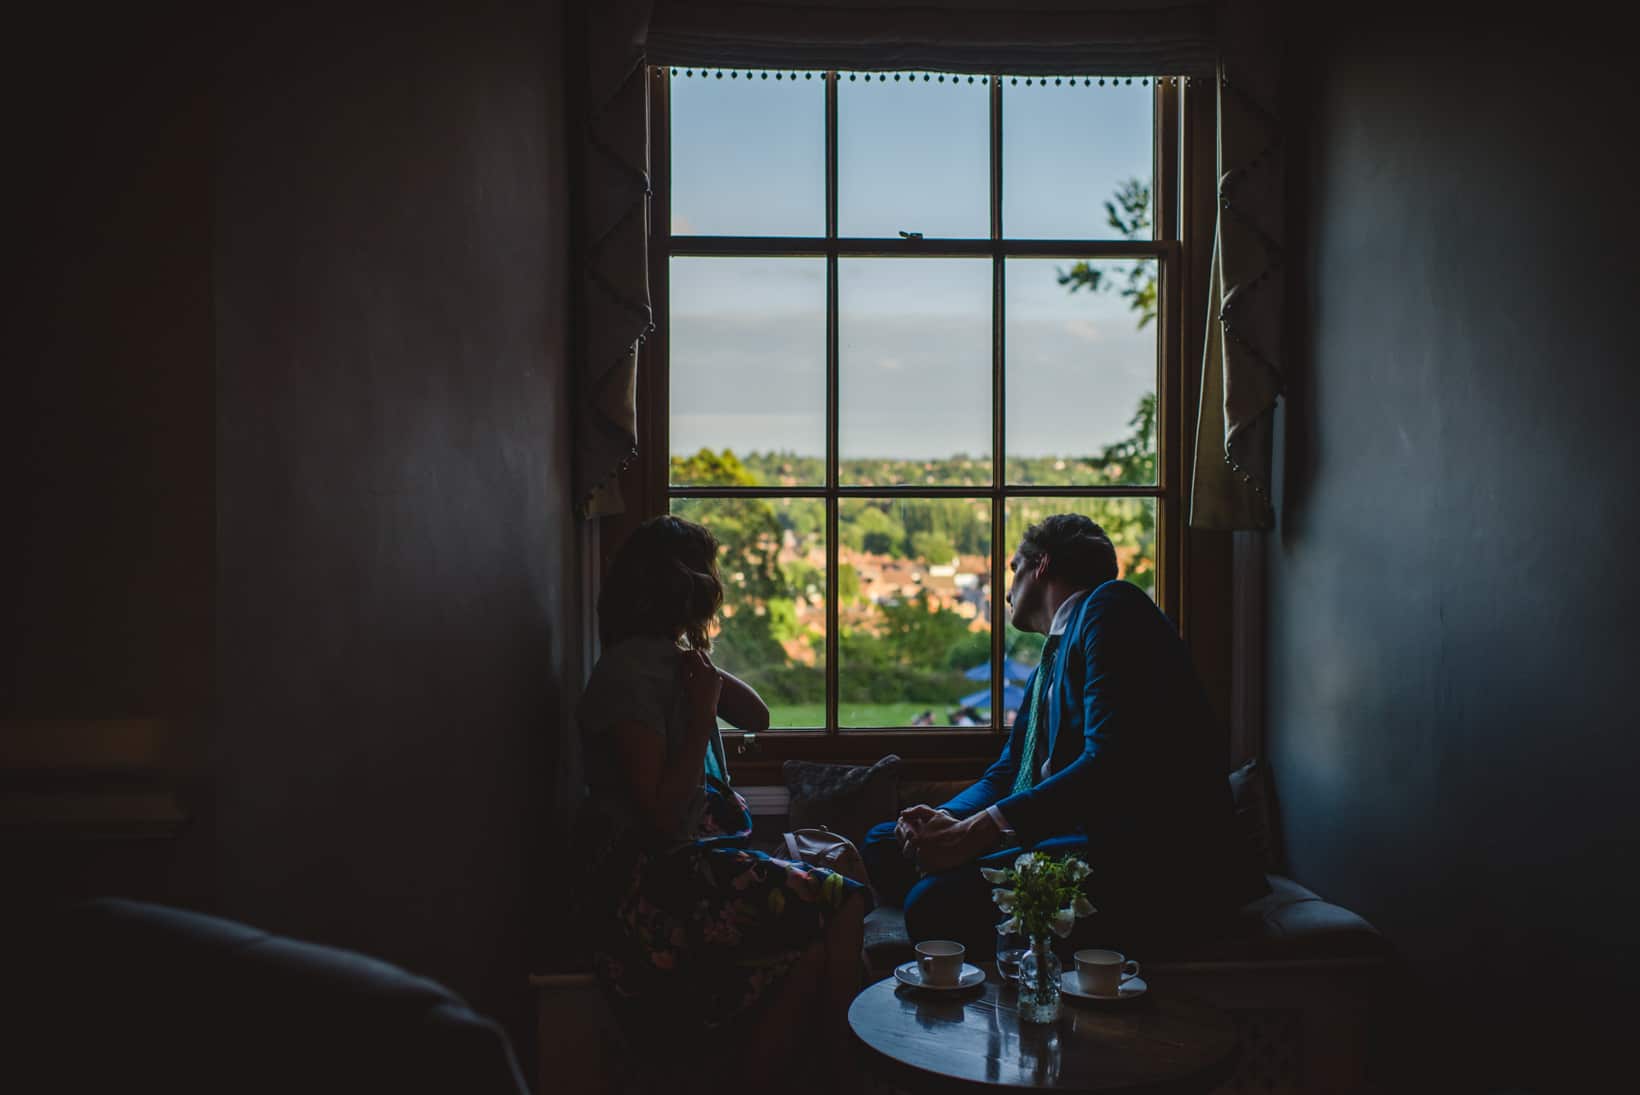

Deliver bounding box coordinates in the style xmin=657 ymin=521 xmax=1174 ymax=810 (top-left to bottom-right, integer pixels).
xmin=782 ymin=826 xmax=876 ymax=903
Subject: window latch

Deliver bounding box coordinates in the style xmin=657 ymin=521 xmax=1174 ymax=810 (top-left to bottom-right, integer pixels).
xmin=736 ymin=732 xmax=759 ymax=756
xmin=898 ymin=230 xmax=923 ymax=240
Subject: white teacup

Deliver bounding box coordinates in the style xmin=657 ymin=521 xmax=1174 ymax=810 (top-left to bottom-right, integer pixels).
xmin=1073 ymin=949 xmax=1141 ymax=996
xmin=915 ymin=939 xmax=966 ymax=986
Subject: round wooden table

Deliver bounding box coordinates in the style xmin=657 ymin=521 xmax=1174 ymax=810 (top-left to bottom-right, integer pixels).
xmin=848 ymin=966 xmax=1238 ymax=1094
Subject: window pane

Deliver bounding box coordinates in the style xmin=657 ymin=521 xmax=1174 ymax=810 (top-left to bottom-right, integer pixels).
xmin=1005 ymin=258 xmax=1157 ymax=486
xmin=670 ymin=70 xmax=824 ymax=236
xmin=670 ymin=257 xmax=826 ymax=486
xmin=671 ymin=496 xmax=828 ymax=729
xmin=839 ymin=258 xmax=991 ymax=485
xmin=838 ymin=73 xmax=989 ymax=238
xmin=1002 ymin=498 xmax=1158 ymax=617
xmin=1002 ymin=77 xmax=1155 ymax=240
xmin=838 ymin=498 xmax=993 ymax=728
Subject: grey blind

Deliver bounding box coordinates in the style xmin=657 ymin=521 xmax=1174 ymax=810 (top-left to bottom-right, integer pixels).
xmin=647 ymin=0 xmax=1219 ymax=75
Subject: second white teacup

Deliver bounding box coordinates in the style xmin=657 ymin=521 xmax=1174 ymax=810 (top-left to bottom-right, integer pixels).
xmin=915 ymin=939 xmax=966 ymax=985
xmin=1073 ymin=948 xmax=1141 ymax=996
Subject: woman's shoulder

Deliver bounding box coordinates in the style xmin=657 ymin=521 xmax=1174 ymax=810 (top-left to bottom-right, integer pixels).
xmin=593 ymin=635 xmax=683 ymax=676
xmin=579 ymin=636 xmax=684 ymax=731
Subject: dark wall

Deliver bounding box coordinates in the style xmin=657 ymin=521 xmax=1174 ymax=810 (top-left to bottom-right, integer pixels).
xmin=213 ymin=0 xmax=573 ymax=1042
xmin=5 ymin=14 xmax=215 ymax=728
xmin=5 ymin=10 xmax=216 ymax=894
xmin=8 ymin=0 xmax=575 ymax=1053
xmin=1270 ymin=11 xmax=1639 ymax=1090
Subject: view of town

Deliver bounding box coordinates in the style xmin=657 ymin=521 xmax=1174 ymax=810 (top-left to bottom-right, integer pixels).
xmin=671 ymin=406 xmax=1157 ymax=729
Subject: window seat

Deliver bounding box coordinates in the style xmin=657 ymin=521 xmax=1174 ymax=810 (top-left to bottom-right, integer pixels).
xmin=861 ymin=872 xmax=1385 ymax=974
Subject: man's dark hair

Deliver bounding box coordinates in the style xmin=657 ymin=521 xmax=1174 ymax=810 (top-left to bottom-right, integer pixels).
xmin=1017 ymin=514 xmax=1118 ymax=590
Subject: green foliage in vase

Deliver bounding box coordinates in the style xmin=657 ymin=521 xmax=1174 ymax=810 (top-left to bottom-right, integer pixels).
xmin=983 ymin=852 xmax=1097 ymax=939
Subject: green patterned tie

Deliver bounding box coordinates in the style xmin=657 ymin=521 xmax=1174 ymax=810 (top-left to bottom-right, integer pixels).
xmin=1011 ymin=635 xmax=1062 ymax=794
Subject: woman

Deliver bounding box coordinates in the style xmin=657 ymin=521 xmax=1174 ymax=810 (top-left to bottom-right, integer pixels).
xmin=576 ymin=515 xmax=865 ymax=1091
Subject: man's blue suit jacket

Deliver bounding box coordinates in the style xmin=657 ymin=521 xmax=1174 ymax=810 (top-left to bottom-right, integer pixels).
xmin=937 ymin=579 xmax=1251 ymax=919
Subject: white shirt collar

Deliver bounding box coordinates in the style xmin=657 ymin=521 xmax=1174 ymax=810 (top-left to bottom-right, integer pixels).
xmin=1047 ymin=588 xmax=1091 ymax=637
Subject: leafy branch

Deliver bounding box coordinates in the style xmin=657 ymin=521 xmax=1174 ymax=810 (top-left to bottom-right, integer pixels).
xmin=1055 ymin=177 xmax=1157 ymax=329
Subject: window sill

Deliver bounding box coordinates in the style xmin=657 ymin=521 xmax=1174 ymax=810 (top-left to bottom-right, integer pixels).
xmin=723 ymin=729 xmax=998 ymax=784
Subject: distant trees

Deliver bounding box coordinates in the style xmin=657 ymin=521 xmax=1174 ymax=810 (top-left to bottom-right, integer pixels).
xmin=668 ymin=449 xmax=797 ymax=677
xmin=839 ymin=590 xmax=979 ymax=711
xmin=668 ymin=424 xmax=1159 ymax=716
xmin=910 ymin=531 xmax=957 ymax=566
xmin=845 ymin=505 xmax=905 ymax=557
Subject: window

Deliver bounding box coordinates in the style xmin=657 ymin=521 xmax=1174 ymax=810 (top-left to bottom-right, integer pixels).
xmin=645 ymin=68 xmax=1188 ymax=768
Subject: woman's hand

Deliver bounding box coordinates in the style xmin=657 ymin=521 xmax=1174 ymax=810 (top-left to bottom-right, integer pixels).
xmin=679 ymin=649 xmax=723 ymax=729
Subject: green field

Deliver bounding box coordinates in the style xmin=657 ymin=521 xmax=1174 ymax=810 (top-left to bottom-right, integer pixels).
xmin=763 ymin=702 xmax=992 ymax=729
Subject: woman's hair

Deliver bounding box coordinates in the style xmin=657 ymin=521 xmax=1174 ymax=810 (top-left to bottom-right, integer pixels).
xmin=598 ymin=515 xmax=724 ymax=652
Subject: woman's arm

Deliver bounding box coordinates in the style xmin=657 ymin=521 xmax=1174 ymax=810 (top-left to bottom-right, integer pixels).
xmin=715 ymin=668 xmax=770 ymax=733
xmin=608 ymin=650 xmax=721 ymax=833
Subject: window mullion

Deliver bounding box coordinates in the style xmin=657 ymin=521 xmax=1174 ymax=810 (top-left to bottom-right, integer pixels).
xmin=824 ymin=71 xmax=840 ymax=736
xmin=989 ymin=75 xmax=1005 ymax=732
xmin=825 ymin=72 xmax=839 ymax=243
xmin=1158 ymin=79 xmax=1183 ymax=623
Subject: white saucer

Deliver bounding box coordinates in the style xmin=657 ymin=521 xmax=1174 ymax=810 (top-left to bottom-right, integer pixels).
xmin=893 ymin=960 xmax=986 ymax=991
xmin=1061 ymin=972 xmax=1148 ymax=1002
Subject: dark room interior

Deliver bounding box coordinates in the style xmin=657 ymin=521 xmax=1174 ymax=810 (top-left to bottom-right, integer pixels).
xmin=7 ymin=2 xmax=1636 ymax=1093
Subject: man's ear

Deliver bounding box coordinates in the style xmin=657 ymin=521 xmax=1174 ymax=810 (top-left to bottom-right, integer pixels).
xmin=1034 ymin=553 xmax=1051 ymax=580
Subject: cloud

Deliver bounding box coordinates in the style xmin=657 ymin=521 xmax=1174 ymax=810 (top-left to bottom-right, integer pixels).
xmin=1063 ymin=319 xmax=1102 ymax=342
xmin=671 ymin=214 xmax=697 ymax=234
xmin=668 ymin=308 xmax=1152 ymax=458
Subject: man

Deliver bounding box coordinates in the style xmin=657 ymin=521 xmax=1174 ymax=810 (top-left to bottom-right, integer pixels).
xmin=862 ymin=514 xmax=1262 ymax=954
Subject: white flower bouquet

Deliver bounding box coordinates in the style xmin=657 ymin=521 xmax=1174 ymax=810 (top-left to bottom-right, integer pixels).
xmin=981 ymin=852 xmax=1096 ymax=940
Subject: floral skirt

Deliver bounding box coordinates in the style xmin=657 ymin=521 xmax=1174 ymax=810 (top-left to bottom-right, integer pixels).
xmin=588 ymin=785 xmax=862 ymax=1033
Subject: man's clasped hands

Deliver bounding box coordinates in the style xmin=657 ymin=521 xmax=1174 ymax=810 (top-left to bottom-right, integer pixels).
xmin=893 ymin=803 xmax=1004 ymax=875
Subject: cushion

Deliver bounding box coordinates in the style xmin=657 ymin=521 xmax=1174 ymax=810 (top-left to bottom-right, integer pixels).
xmin=1148 ymin=874 xmax=1386 ymax=963
xmin=783 ymin=754 xmax=901 ymax=849
xmin=863 ymin=905 xmax=914 ymax=974
xmin=1229 ymin=756 xmax=1283 ymax=873
xmin=896 ymin=778 xmax=970 ymax=812
xmin=1245 ymin=875 xmax=1384 ymax=957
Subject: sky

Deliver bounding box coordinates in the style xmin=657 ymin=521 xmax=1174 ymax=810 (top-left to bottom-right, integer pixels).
xmin=667 ymin=71 xmax=1157 ymax=462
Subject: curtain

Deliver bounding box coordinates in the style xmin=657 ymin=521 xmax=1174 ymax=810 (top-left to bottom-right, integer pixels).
xmin=1189 ymin=0 xmax=1283 ymax=530
xmin=573 ymin=0 xmax=1282 ymax=525
xmin=577 ymin=0 xmax=655 ymax=516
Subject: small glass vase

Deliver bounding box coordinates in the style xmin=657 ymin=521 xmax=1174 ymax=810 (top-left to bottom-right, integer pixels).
xmin=996 ymin=919 xmax=1027 ymax=981
xmin=1016 ymin=935 xmax=1062 ymax=1023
